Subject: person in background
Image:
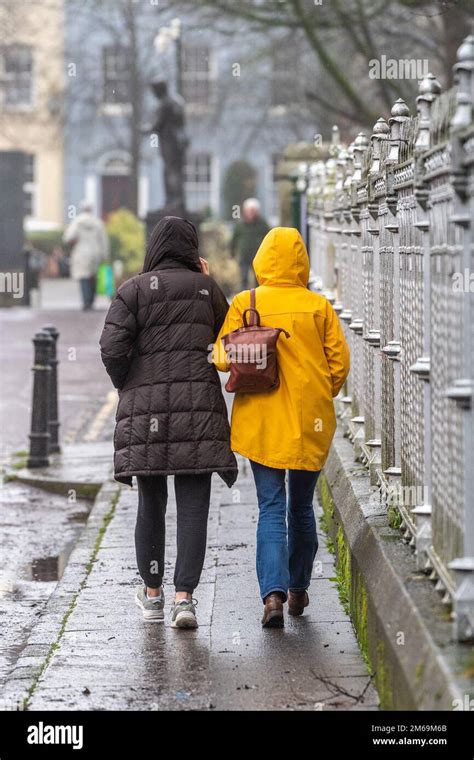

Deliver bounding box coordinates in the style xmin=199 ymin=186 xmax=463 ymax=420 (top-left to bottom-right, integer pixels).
xmin=53 ymin=245 xmax=70 ymax=279
xmin=230 ymin=198 xmax=270 ymax=291
xmin=63 ymin=201 xmax=110 ymax=311
xmin=23 ymin=241 xmax=46 ymax=307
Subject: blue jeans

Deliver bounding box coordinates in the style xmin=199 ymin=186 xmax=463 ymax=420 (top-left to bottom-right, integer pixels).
xmin=250 ymin=460 xmax=320 ymax=601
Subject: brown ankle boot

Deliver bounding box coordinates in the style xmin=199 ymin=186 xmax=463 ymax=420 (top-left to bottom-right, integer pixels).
xmin=261 ymin=592 xmax=285 ymax=628
xmin=288 ymin=590 xmax=309 ymax=616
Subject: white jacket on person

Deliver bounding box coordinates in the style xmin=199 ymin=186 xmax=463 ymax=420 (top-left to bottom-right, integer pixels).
xmin=63 ymin=212 xmax=110 ymax=280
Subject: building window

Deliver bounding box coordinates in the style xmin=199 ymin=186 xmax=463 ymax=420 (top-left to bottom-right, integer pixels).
xmin=102 ymin=47 xmax=131 ymax=105
xmin=271 ymin=47 xmax=299 ymax=108
xmin=181 ymin=45 xmax=214 ymax=110
xmin=185 ymin=153 xmax=212 ymax=213
xmin=23 ymin=154 xmax=37 ymax=218
xmin=0 ymin=45 xmax=33 ymax=108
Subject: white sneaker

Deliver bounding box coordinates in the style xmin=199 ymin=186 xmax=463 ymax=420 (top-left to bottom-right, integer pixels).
xmin=135 ymin=586 xmax=165 ymax=622
xmin=170 ymin=599 xmax=198 ymax=629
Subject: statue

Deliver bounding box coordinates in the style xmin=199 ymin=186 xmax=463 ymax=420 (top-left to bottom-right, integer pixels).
xmin=147 ymin=79 xmax=189 ymax=216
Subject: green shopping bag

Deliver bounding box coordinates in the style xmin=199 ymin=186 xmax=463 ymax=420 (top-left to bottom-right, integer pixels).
xmin=97 ymin=263 xmax=115 ymax=297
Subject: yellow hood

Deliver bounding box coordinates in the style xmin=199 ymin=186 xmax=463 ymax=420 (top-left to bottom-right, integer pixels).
xmin=252 ymin=227 xmax=310 ymax=287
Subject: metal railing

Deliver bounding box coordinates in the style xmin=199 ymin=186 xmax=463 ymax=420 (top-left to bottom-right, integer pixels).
xmin=303 ymin=35 xmax=474 ymax=641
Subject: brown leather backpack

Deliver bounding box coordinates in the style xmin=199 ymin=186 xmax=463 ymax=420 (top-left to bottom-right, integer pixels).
xmin=221 ymin=289 xmax=290 ymax=393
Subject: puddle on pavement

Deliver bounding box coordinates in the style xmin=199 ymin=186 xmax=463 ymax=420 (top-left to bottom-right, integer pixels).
xmin=27 ymin=539 xmax=77 ymax=582
xmin=16 ymin=499 xmax=90 ymax=582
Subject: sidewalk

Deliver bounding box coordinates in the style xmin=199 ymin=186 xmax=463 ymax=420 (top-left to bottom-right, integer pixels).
xmin=3 ymin=456 xmax=379 ymax=711
xmin=38 ymin=279 xmax=110 ymax=311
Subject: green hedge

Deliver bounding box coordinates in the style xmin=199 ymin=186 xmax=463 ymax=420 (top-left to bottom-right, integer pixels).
xmin=26 ymin=230 xmax=64 ymax=256
xmin=106 ymin=208 xmax=145 ymax=277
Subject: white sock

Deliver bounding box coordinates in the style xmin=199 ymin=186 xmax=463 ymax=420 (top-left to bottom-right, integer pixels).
xmin=146 ymin=591 xmax=162 ymax=601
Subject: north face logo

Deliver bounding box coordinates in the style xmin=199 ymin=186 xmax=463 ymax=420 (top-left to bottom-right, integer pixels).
xmin=199 ymin=289 xmax=209 ymax=296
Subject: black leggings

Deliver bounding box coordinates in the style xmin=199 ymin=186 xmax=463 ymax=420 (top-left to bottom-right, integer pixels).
xmin=135 ymin=473 xmax=212 ymax=594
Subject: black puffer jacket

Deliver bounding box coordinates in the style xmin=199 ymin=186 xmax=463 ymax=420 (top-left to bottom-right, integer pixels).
xmin=99 ymin=216 xmax=238 ymax=487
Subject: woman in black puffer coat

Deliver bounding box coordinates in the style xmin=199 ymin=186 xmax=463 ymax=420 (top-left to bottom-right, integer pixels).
xmin=100 ymin=216 xmax=237 ymax=628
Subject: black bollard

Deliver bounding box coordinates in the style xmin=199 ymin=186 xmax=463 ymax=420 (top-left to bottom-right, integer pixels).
xmin=42 ymin=324 xmax=60 ymax=454
xmin=27 ymin=330 xmax=53 ymax=468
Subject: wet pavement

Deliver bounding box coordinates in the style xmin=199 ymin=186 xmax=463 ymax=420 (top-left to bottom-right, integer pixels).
xmin=5 ymin=458 xmax=379 ymax=711
xmin=0 ymin=482 xmax=90 ymax=690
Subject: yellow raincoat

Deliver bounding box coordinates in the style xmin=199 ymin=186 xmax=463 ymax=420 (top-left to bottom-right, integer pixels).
xmin=213 ymin=227 xmax=350 ymax=471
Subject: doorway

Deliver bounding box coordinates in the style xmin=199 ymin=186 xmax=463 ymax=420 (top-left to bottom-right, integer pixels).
xmin=101 ymin=174 xmax=133 ymax=218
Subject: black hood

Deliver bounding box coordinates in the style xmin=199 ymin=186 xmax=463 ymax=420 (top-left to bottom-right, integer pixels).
xmin=143 ymin=216 xmax=200 ymax=273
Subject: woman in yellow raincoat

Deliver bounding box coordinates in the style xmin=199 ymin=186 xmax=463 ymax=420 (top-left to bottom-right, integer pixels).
xmin=213 ymin=227 xmax=350 ymax=627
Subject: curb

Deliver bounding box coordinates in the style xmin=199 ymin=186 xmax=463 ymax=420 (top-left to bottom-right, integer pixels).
xmin=9 ymin=472 xmax=103 ymax=500
xmin=318 ymin=427 xmax=473 ymax=711
xmin=0 ymin=479 xmax=121 ymax=711
xmin=7 ymin=442 xmax=115 ymax=500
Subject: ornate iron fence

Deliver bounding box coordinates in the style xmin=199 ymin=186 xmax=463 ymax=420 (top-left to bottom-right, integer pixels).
xmin=305 ymin=35 xmax=474 ymax=641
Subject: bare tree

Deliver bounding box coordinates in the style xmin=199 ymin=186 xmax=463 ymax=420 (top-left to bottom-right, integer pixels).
xmin=174 ymin=0 xmax=474 ymax=130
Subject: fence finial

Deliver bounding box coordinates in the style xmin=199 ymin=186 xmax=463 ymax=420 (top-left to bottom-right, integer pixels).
xmin=415 ymin=72 xmax=441 ymax=152
xmin=451 ymin=34 xmax=474 ymax=130
xmin=352 ymin=132 xmax=369 ymax=184
xmin=369 ymin=117 xmax=389 ymax=174
xmin=372 ymin=117 xmax=390 ymax=135
xmin=335 ymin=148 xmax=350 ymax=205
xmin=391 ymin=98 xmax=410 ymax=118
xmin=330 ymin=125 xmax=341 ymax=156
xmin=323 ymin=157 xmax=337 ymax=204
xmin=388 ymin=98 xmax=410 ymax=164
xmin=418 ymin=71 xmax=442 ymax=97
xmin=345 ymin=141 xmax=356 ymax=194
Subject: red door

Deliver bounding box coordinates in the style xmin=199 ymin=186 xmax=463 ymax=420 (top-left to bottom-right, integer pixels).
xmin=101 ymin=175 xmax=133 ymax=218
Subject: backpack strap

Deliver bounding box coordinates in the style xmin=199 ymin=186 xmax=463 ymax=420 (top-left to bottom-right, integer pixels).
xmin=242 ymin=288 xmax=260 ymax=328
